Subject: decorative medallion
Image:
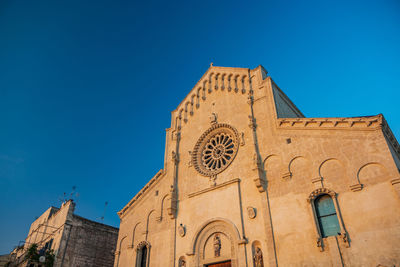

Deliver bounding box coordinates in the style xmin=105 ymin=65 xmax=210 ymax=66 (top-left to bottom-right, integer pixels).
xmin=192 ymin=123 xmax=239 ymax=176
xmin=178 ymin=224 xmax=186 ymax=237
xmin=247 ymin=206 xmax=256 ymax=219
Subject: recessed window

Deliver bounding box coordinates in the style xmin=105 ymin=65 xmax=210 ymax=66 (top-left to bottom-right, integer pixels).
xmin=315 ymin=194 xmax=341 ymax=237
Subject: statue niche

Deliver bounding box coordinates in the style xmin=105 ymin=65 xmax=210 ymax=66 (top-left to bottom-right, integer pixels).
xmin=253 ymin=247 xmax=264 ymax=267
xmin=214 ymin=234 xmax=221 ymax=257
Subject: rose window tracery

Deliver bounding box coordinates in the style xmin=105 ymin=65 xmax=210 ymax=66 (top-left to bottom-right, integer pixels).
xmin=192 ymin=124 xmax=239 ymax=176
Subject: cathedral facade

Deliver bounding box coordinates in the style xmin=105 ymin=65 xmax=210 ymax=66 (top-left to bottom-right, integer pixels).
xmin=114 ymin=65 xmax=400 ymax=267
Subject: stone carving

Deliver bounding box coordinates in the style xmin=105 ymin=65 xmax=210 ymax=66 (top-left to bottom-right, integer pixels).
xmin=253 ymin=177 xmax=266 ymax=193
xmin=209 ymin=175 xmax=217 ymax=187
xmin=253 ymin=247 xmax=264 ymax=267
xmin=188 ymin=151 xmax=192 ymax=167
xmin=179 ymin=258 xmax=186 ymax=267
xmin=240 ymin=132 xmax=245 ymax=146
xmin=172 ymin=151 xmax=179 ymax=165
xmin=248 ymin=115 xmax=257 ymax=129
xmin=167 ymin=185 xmax=177 ymax=219
xmin=341 ymin=232 xmax=350 ymax=248
xmin=247 ymin=207 xmax=256 ymax=219
xmin=210 ymin=112 xmax=218 ymax=125
xmin=178 ymin=224 xmax=186 ymax=237
xmin=307 ymin=188 xmax=336 ymax=202
xmin=214 ymin=234 xmax=221 ymax=257
xmin=192 ymin=123 xmax=239 ymax=177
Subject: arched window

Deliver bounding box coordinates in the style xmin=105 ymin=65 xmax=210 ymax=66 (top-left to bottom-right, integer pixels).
xmin=315 ymin=194 xmax=341 ymax=237
xmin=136 ymin=241 xmax=150 ymax=267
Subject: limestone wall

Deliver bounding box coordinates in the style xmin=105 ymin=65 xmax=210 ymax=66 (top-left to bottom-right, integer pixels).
xmin=115 ymin=65 xmax=400 ymax=267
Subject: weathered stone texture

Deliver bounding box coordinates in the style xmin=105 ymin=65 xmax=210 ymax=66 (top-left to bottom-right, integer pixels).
xmin=12 ymin=200 xmax=118 ymax=267
xmin=115 ymin=65 xmax=400 ymax=267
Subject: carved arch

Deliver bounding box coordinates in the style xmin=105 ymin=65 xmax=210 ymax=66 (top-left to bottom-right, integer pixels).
xmin=188 ymin=218 xmax=242 ymax=267
xmin=145 ymin=210 xmax=156 ymax=240
xmin=286 ymin=156 xmax=310 ymax=179
xmin=115 ymin=235 xmax=127 ymax=267
xmin=318 ymin=158 xmax=349 ymax=188
xmin=131 ymin=223 xmax=141 ymax=247
xmin=356 ymin=162 xmax=388 ymax=184
xmin=307 ymin=188 xmax=349 ymax=251
xmin=157 ymin=194 xmax=169 ymax=222
xmin=263 ymin=154 xmax=283 ymax=181
xmin=135 ymin=240 xmax=151 ymax=267
xmin=307 ymin=187 xmax=337 ymax=202
xmin=318 ymin=158 xmax=345 ymax=177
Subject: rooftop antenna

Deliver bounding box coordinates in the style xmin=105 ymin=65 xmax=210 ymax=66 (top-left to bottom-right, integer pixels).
xmin=70 ymin=186 xmax=76 ymax=200
xmin=58 ymin=192 xmax=67 ymax=204
xmin=99 ymin=201 xmax=108 ymax=222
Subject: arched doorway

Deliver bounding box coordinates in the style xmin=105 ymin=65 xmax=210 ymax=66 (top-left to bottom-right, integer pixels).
xmin=188 ymin=218 xmax=243 ymax=267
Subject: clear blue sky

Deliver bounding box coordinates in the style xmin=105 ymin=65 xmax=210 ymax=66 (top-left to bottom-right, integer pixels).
xmin=1 ymin=0 xmax=399 ymax=254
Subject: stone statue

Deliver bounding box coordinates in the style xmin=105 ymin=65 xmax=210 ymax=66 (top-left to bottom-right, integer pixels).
xmin=179 ymin=258 xmax=186 ymax=267
xmin=210 ymin=113 xmax=218 ymax=124
xmin=253 ymin=247 xmax=264 ymax=267
xmin=214 ymin=234 xmax=221 ymax=257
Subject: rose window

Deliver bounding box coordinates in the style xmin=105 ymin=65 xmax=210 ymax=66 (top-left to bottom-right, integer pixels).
xmin=192 ymin=124 xmax=239 ymax=176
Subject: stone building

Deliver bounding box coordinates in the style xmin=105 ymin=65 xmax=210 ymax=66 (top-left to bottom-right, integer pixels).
xmin=114 ymin=65 xmax=400 ymax=267
xmin=11 ymin=200 xmax=118 ymax=267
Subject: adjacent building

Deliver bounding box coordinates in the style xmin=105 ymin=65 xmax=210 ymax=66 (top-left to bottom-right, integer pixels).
xmin=11 ymin=200 xmax=118 ymax=267
xmin=114 ymin=65 xmax=400 ymax=267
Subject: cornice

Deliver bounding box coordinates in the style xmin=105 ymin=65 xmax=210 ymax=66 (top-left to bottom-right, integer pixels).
xmin=276 ymin=114 xmax=382 ymax=131
xmin=117 ymin=169 xmax=165 ymax=219
xmin=382 ymin=117 xmax=400 ymax=155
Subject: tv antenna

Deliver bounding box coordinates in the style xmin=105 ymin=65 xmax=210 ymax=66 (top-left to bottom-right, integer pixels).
xmin=58 ymin=186 xmax=79 ymax=204
xmin=99 ymin=201 xmax=108 ymax=222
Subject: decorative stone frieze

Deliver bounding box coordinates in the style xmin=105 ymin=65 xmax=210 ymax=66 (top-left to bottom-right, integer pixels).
xmin=277 ymin=115 xmax=382 ymax=130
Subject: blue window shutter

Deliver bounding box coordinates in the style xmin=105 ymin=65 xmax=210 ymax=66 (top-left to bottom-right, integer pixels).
xmin=315 ymin=195 xmax=341 ymax=237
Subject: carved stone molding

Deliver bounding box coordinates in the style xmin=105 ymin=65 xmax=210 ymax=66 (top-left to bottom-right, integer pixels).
xmin=282 ymin=171 xmax=292 ymax=180
xmin=311 ymin=177 xmax=323 ymax=184
xmin=391 ymin=177 xmax=400 ymax=185
xmin=172 ymin=151 xmax=180 ymax=165
xmin=277 ymin=115 xmax=382 ymax=130
xmin=391 ymin=178 xmax=400 ymax=198
xmin=188 ymin=218 xmax=241 ymax=267
xmin=136 ymin=240 xmax=151 ymax=251
xmin=188 ymin=178 xmax=240 ymax=198
xmin=168 ymin=185 xmax=177 ymax=219
xmin=174 ymin=67 xmax=252 ymax=132
xmin=253 ymin=177 xmax=266 ymax=193
xmin=307 ymin=188 xmax=336 ymax=203
xmin=350 ymin=183 xmax=363 ymax=192
xmin=248 ymin=116 xmax=257 ymax=129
